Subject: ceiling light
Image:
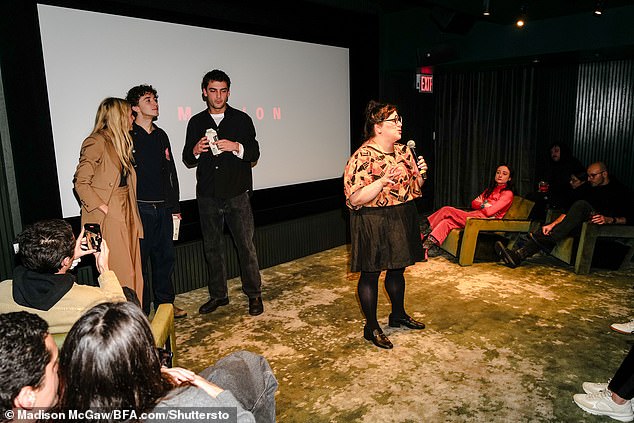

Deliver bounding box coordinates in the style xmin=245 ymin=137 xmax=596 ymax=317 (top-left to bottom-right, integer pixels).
xmin=593 ymin=0 xmax=604 ymax=15
xmin=516 ymin=4 xmax=527 ymax=28
xmin=483 ymin=0 xmax=491 ymax=16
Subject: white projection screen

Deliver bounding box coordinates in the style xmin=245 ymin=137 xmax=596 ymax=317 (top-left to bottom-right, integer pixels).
xmin=37 ymin=4 xmax=351 ymax=218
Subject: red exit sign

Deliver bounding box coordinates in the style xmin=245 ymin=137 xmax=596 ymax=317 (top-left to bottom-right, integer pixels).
xmin=418 ymin=74 xmax=433 ymax=93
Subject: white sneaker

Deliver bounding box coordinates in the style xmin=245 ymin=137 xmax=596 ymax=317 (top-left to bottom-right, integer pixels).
xmin=573 ymin=390 xmax=634 ymax=422
xmin=611 ymin=320 xmax=634 ymax=334
xmin=582 ymin=381 xmax=610 ymax=395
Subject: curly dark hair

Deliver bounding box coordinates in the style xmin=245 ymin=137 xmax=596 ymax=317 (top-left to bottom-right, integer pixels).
xmin=201 ymin=69 xmax=231 ymax=91
xmin=0 ymin=312 xmax=50 ymax=415
xmin=363 ymin=100 xmax=398 ymax=140
xmin=57 ymin=302 xmax=172 ymax=416
xmin=15 ymin=219 xmax=74 ymax=273
xmin=125 ymin=84 xmax=158 ymax=117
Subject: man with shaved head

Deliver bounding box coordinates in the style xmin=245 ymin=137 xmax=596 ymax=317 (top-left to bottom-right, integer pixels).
xmin=496 ymin=161 xmax=633 ymax=268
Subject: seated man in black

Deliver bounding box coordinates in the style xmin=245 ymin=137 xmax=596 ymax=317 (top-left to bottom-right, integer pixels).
xmin=496 ymin=161 xmax=633 ymax=268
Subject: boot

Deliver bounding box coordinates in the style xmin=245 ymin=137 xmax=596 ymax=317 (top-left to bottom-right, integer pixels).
xmin=495 ymin=237 xmax=541 ymax=268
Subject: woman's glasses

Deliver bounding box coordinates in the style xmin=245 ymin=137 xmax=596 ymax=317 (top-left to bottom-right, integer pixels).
xmin=381 ymin=115 xmax=403 ymax=125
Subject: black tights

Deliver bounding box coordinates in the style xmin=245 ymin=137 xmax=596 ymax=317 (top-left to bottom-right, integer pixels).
xmin=357 ymin=268 xmax=407 ymax=331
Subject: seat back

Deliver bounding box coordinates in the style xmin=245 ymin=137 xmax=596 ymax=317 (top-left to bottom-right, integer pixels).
xmin=502 ymin=196 xmax=535 ymax=220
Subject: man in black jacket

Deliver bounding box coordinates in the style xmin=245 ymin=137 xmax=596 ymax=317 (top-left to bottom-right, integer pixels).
xmin=496 ymin=161 xmax=633 ymax=268
xmin=182 ymin=70 xmax=263 ymax=316
xmin=126 ymin=85 xmax=186 ymax=318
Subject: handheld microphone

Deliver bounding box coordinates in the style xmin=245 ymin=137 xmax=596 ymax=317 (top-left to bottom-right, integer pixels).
xmin=407 ymin=140 xmax=427 ymax=180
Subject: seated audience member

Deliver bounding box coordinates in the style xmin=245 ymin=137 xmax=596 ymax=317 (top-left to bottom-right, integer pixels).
xmin=566 ymin=169 xmax=591 ymax=205
xmin=0 ymin=219 xmax=127 ymax=333
xmin=528 ymin=142 xmax=584 ymax=220
xmin=421 ymin=164 xmax=514 ymax=260
xmin=496 ymin=162 xmax=633 ymax=268
xmin=573 ymin=343 xmax=634 ymax=422
xmin=56 ymin=302 xmax=278 ymax=423
xmin=0 ymin=312 xmax=59 ymax=423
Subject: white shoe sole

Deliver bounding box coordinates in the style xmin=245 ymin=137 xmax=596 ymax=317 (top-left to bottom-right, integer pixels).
xmin=610 ymin=325 xmax=634 ymax=335
xmin=574 ymin=398 xmax=634 ymax=422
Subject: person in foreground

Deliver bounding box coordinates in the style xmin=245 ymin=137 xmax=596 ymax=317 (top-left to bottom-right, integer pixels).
xmin=56 ymin=301 xmax=277 ymax=422
xmin=495 ymin=161 xmax=633 ymax=268
xmin=573 ymin=344 xmax=634 ymax=422
xmin=0 ymin=312 xmax=59 ymax=423
xmin=422 ymin=164 xmax=513 ymax=260
xmin=182 ymin=69 xmax=263 ymax=316
xmin=343 ymin=100 xmax=427 ymax=349
xmin=0 ymin=219 xmax=126 ymax=334
xmin=74 ymin=97 xmax=144 ymax=304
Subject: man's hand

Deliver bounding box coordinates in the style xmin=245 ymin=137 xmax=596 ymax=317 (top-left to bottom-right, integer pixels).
xmin=542 ymin=222 xmax=557 ymax=235
xmin=94 ymin=238 xmax=110 ymax=274
xmin=193 ymin=136 xmax=210 ymax=155
xmin=74 ymin=226 xmax=96 ymax=259
xmin=214 ymin=138 xmax=239 ymax=153
xmin=591 ymin=214 xmax=614 ymax=225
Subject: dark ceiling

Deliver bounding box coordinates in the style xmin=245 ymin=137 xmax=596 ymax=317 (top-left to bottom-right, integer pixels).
xmin=304 ymin=0 xmax=629 ymax=26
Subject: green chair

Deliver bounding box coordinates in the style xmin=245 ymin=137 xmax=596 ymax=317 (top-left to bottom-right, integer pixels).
xmin=439 ymin=196 xmax=535 ymax=266
xmin=51 ymin=303 xmax=177 ymax=365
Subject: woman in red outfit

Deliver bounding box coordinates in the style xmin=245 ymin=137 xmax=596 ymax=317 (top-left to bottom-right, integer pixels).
xmin=422 ymin=164 xmax=514 ymax=259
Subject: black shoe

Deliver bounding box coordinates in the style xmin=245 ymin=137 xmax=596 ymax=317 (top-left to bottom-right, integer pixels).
xmin=363 ymin=326 xmax=393 ymax=349
xmin=199 ymin=297 xmax=229 ymax=314
xmin=389 ymin=314 xmax=426 ymax=329
xmin=495 ymin=241 xmax=520 ymax=268
xmin=248 ymin=296 xmax=264 ymax=316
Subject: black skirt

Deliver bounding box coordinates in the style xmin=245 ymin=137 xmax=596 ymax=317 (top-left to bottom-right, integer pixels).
xmin=349 ymin=201 xmax=423 ymax=272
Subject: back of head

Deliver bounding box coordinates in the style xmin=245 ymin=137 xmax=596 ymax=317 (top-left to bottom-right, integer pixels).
xmin=15 ymin=219 xmax=74 ymax=273
xmin=92 ymin=97 xmax=134 ymax=172
xmin=0 ymin=312 xmax=50 ymax=413
xmin=58 ymin=302 xmax=169 ymax=414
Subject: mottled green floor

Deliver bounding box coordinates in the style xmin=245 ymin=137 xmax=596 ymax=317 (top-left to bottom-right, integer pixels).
xmin=173 ymin=246 xmax=634 ymax=422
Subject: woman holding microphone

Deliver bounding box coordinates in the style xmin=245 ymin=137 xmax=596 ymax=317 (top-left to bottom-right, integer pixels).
xmin=343 ymin=100 xmax=427 ymax=349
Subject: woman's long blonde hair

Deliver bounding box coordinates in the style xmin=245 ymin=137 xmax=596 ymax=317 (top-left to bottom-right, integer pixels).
xmin=91 ymin=97 xmax=134 ymax=173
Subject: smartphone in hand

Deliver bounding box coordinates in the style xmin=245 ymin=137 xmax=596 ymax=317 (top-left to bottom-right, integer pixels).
xmin=84 ymin=223 xmax=102 ymax=252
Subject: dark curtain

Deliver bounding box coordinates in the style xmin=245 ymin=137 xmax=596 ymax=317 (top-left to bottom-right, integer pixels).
xmin=572 ymin=60 xmax=634 ymax=189
xmin=434 ymin=66 xmax=537 ymax=208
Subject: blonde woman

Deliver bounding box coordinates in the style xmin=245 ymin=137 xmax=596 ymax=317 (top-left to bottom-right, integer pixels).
xmin=74 ymin=97 xmax=144 ymax=304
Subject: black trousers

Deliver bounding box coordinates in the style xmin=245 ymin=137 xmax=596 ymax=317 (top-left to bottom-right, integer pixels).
xmin=532 ymin=200 xmax=593 ymax=250
xmin=139 ymin=203 xmax=176 ymax=314
xmin=198 ymin=192 xmax=262 ymax=300
xmin=609 ymin=343 xmax=634 ymax=400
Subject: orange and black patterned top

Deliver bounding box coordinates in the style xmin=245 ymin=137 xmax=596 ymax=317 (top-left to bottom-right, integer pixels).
xmin=344 ymin=142 xmax=422 ymax=210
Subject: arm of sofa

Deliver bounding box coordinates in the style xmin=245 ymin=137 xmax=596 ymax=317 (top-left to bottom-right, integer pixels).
xmin=574 ymin=222 xmax=634 ymax=274
xmin=458 ymin=218 xmax=533 ymax=266
xmin=151 ymin=303 xmax=177 ymax=366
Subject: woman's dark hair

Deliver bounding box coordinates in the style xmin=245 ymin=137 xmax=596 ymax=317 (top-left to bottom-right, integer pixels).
xmin=482 ymin=163 xmax=514 ymax=199
xmin=57 ymin=302 xmax=172 ymax=417
xmin=571 ymin=169 xmax=588 ymax=183
xmin=15 ymin=219 xmax=74 ymax=273
xmin=363 ymin=100 xmax=398 ymax=140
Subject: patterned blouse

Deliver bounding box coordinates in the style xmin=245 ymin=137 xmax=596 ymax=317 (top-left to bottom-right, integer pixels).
xmin=344 ymin=142 xmax=422 ymax=210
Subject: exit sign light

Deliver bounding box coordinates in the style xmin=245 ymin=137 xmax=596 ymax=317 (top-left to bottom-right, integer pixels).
xmin=417 ymin=74 xmax=433 ymax=93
